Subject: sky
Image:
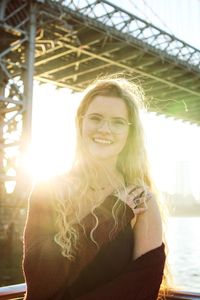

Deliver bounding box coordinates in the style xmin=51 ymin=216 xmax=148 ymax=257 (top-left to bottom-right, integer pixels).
xmin=22 ymin=0 xmax=200 ymax=200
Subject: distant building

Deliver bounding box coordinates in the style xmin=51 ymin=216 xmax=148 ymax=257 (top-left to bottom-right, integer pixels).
xmin=175 ymin=161 xmax=191 ymax=198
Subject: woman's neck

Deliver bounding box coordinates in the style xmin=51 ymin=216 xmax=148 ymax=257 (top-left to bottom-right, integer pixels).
xmin=91 ymin=166 xmax=124 ymax=190
xmin=75 ymin=157 xmax=124 ymax=189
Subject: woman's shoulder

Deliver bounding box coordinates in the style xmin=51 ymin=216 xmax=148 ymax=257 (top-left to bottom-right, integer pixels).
xmin=28 ymin=175 xmax=66 ymax=207
xmin=31 ymin=173 xmax=70 ymax=195
xmin=30 ymin=178 xmax=54 ymax=198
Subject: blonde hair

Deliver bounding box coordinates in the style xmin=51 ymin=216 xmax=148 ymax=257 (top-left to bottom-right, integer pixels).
xmin=53 ymin=75 xmax=171 ymax=295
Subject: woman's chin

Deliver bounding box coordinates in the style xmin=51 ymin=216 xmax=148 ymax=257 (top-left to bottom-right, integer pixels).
xmin=85 ymin=143 xmax=120 ymax=163
xmin=89 ymin=151 xmax=117 ymax=164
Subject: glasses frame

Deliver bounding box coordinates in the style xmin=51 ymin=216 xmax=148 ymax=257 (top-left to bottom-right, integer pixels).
xmin=81 ymin=113 xmax=133 ymax=133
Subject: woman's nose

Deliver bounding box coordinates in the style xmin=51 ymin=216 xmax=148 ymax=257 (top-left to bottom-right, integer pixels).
xmin=97 ymin=119 xmax=112 ymax=132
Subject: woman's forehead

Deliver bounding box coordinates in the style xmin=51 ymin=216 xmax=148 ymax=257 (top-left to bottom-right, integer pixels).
xmin=86 ymin=95 xmax=128 ymax=118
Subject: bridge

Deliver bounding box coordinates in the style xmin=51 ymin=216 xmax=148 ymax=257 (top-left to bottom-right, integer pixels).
xmin=0 ymin=0 xmax=200 ymax=186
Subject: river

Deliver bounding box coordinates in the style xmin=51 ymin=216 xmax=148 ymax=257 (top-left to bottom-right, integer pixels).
xmin=166 ymin=216 xmax=200 ymax=293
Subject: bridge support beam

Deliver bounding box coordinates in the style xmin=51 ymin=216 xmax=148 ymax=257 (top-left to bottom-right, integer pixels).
xmin=0 ymin=0 xmax=36 ymax=202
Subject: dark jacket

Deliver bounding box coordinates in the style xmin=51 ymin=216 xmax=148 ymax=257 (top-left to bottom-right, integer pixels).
xmin=23 ymin=182 xmax=165 ymax=300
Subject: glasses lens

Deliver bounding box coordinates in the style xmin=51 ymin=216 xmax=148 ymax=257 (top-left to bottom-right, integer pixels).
xmin=110 ymin=119 xmax=128 ymax=133
xmin=87 ymin=115 xmax=103 ymax=125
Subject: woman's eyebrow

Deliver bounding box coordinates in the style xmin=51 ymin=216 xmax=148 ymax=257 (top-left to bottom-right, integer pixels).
xmin=88 ymin=113 xmax=128 ymax=121
xmin=112 ymin=116 xmax=128 ymax=121
xmin=87 ymin=113 xmax=102 ymax=116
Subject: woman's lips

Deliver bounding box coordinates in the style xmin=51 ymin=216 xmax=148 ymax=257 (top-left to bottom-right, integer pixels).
xmin=93 ymin=137 xmax=113 ymax=145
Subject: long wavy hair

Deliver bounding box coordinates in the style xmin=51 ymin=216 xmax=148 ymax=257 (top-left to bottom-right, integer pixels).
xmin=53 ymin=76 xmax=171 ymax=295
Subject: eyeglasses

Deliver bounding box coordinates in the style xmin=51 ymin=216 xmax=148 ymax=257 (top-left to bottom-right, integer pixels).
xmin=82 ymin=113 xmax=133 ymax=133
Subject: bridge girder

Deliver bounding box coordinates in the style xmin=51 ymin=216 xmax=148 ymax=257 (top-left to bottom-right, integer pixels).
xmin=0 ymin=0 xmax=36 ymax=194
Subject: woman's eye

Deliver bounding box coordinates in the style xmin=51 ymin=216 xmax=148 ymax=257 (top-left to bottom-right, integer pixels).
xmin=89 ymin=116 xmax=102 ymax=122
xmin=112 ymin=119 xmax=126 ymax=126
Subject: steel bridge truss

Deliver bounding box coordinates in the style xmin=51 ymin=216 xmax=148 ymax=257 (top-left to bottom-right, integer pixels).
xmin=0 ymin=0 xmax=37 ymax=194
xmin=0 ymin=0 xmax=200 ymax=190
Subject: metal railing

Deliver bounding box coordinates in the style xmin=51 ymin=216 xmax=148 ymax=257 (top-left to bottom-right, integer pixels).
xmin=0 ymin=283 xmax=200 ymax=300
xmin=0 ymin=283 xmax=26 ymax=300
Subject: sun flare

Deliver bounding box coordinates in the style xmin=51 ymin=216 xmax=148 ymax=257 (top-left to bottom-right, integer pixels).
xmin=12 ymin=82 xmax=200 ymax=201
xmin=23 ymin=82 xmax=81 ymax=182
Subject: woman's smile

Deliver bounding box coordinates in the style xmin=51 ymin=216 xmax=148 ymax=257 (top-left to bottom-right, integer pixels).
xmin=92 ymin=137 xmax=114 ymax=145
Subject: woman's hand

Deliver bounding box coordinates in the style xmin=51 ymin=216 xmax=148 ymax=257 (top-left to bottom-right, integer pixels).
xmin=114 ymin=185 xmax=153 ymax=228
xmin=114 ymin=185 xmax=152 ymax=216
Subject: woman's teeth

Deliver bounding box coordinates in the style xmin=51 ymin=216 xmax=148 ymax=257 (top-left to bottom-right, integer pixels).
xmin=93 ymin=138 xmax=113 ymax=145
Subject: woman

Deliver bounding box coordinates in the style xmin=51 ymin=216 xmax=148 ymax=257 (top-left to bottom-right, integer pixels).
xmin=23 ymin=77 xmax=166 ymax=300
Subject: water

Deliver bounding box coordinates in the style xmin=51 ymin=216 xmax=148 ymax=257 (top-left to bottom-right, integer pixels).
xmin=166 ymin=217 xmax=200 ymax=293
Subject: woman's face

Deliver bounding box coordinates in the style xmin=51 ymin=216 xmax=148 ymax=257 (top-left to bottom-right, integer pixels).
xmin=81 ymin=95 xmax=130 ymax=164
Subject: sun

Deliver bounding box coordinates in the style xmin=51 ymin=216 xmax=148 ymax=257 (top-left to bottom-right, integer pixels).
xmin=23 ymin=82 xmax=81 ymax=182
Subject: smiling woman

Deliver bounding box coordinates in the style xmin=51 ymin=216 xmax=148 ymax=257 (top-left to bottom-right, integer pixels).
xmin=22 ymin=76 xmax=168 ymax=300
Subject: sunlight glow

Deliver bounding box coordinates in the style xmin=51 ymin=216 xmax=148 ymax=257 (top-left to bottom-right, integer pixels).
xmin=25 ymin=82 xmax=81 ymax=182
xmin=5 ymin=168 xmax=16 ymax=194
xmin=142 ymin=112 xmax=200 ymax=199
xmin=19 ymin=82 xmax=200 ymax=201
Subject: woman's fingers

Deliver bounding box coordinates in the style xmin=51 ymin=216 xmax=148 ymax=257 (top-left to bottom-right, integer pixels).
xmin=127 ymin=185 xmax=144 ymax=197
xmin=117 ymin=185 xmax=145 ymax=200
xmin=127 ymin=186 xmax=152 ymax=204
xmin=133 ymin=206 xmax=147 ymax=215
xmin=127 ymin=196 xmax=147 ymax=209
xmin=114 ymin=185 xmax=152 ymax=213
